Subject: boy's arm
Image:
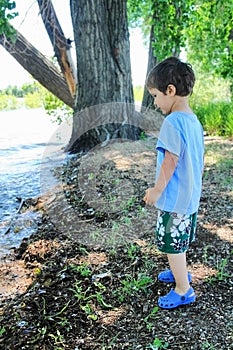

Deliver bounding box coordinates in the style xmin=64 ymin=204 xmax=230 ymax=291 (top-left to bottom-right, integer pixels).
xmin=143 ymin=150 xmax=178 ymax=206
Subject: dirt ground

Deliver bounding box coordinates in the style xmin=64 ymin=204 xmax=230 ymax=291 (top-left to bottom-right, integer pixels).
xmin=0 ymin=137 xmax=232 ymax=350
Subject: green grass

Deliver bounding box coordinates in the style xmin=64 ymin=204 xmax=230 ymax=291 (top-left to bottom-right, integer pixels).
xmin=194 ymin=102 xmax=233 ymax=136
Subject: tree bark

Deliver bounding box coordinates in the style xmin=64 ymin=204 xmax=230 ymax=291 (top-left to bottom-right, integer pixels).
xmin=67 ymin=0 xmax=138 ymax=153
xmin=141 ymin=25 xmax=157 ymax=110
xmin=71 ymin=0 xmax=133 ymax=110
xmin=0 ymin=29 xmax=74 ymax=108
xmin=36 ymin=0 xmax=76 ymax=97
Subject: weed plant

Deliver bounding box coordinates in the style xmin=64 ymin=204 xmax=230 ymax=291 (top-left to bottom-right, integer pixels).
xmin=146 ymin=337 xmax=169 ymax=349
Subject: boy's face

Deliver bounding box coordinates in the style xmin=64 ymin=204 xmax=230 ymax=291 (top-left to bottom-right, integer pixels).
xmin=149 ymin=86 xmax=175 ymax=115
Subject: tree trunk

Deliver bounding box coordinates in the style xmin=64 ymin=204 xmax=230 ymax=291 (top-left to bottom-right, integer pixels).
xmin=141 ymin=25 xmax=157 ymax=110
xmin=67 ymin=0 xmax=138 ymax=153
xmin=0 ymin=29 xmax=74 ymax=108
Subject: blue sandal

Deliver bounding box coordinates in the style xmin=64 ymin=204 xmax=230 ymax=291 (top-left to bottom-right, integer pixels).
xmin=158 ymin=270 xmax=192 ymax=283
xmin=158 ymin=287 xmax=196 ymax=309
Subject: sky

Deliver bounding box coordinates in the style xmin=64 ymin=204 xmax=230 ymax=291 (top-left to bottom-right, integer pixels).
xmin=0 ymin=1 xmax=148 ymax=89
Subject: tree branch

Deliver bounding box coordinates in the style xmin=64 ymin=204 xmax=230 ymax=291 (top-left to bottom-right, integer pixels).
xmin=0 ymin=28 xmax=74 ymax=108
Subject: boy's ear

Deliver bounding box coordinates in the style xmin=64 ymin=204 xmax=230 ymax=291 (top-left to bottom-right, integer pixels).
xmin=166 ymin=84 xmax=176 ymax=96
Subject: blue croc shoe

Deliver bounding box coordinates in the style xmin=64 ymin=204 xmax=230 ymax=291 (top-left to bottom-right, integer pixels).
xmin=158 ymin=270 xmax=192 ymax=283
xmin=158 ymin=287 xmax=196 ymax=309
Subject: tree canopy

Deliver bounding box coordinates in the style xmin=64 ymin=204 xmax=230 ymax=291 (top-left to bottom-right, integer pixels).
xmin=128 ymin=0 xmax=193 ymax=60
xmin=187 ymin=0 xmax=233 ymax=89
xmin=1 ymin=0 xmax=232 ymax=98
xmin=127 ymin=0 xmax=233 ymax=91
xmin=0 ymin=0 xmax=17 ymax=37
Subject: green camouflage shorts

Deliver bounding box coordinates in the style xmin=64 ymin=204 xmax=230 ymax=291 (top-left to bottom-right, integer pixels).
xmin=155 ymin=210 xmax=197 ymax=254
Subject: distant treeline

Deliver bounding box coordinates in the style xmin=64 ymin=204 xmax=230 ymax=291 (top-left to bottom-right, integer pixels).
xmin=0 ymin=83 xmax=42 ymax=110
xmin=0 ymin=80 xmax=232 ymax=137
xmin=0 ymin=83 xmax=39 ymax=98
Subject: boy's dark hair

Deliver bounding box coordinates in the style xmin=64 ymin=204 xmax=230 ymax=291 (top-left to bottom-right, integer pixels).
xmin=146 ymin=57 xmax=195 ymax=96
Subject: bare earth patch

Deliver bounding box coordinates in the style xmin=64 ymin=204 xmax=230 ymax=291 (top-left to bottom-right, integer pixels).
xmin=0 ymin=260 xmax=34 ymax=303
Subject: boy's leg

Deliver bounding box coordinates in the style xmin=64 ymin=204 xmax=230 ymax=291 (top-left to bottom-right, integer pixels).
xmin=167 ymin=252 xmax=190 ymax=295
xmin=158 ymin=252 xmax=196 ymax=308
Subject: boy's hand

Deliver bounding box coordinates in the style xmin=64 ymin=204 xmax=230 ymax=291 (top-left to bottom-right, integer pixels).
xmin=143 ymin=187 xmax=161 ymax=206
xmin=143 ymin=150 xmax=178 ymax=206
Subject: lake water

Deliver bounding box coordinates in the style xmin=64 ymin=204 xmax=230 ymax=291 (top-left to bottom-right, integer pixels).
xmin=0 ymin=108 xmax=72 ymax=256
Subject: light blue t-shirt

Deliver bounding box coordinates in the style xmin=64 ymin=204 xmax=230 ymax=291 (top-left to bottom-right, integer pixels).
xmin=155 ymin=111 xmax=204 ymax=215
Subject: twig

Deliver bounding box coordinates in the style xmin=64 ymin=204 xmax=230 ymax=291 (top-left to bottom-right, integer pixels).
xmin=3 ymin=198 xmax=24 ymax=235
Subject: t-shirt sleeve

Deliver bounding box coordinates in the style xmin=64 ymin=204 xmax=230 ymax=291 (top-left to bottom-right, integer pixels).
xmin=156 ymin=117 xmax=184 ymax=157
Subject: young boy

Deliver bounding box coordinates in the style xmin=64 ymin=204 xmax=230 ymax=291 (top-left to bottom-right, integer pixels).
xmin=143 ymin=57 xmax=204 ymax=309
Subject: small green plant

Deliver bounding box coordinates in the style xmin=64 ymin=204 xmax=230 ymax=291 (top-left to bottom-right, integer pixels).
xmin=39 ymin=325 xmax=48 ymax=337
xmin=57 ymin=318 xmax=71 ymax=330
xmin=80 ymin=303 xmax=98 ymax=320
xmin=125 ymin=196 xmax=136 ymax=210
xmin=127 ymin=243 xmax=141 ymax=260
xmin=210 ymin=257 xmax=231 ymax=282
xmin=88 ymin=172 xmax=95 ymax=180
xmin=71 ymin=281 xmax=88 ymax=301
xmin=71 ymin=280 xmax=112 ymax=321
xmin=120 ymin=216 xmax=132 ymax=225
xmin=112 ymin=222 xmax=120 ymax=231
xmin=146 ymin=337 xmax=169 ymax=349
xmin=116 ymin=274 xmax=153 ymax=302
xmin=217 ymin=257 xmax=230 ymax=280
xmin=120 ymin=196 xmax=137 ymax=215
xmin=69 ymin=263 xmax=92 ymax=277
xmin=48 ymin=329 xmax=65 ymax=348
xmin=94 ymin=281 xmax=112 ymax=308
xmin=201 ymin=341 xmax=216 ymax=349
xmin=108 ymin=247 xmax=117 ymax=257
xmin=43 ymin=299 xmax=71 ymax=322
xmin=140 ymin=131 xmax=147 ymax=140
xmin=202 ymin=245 xmax=211 ymax=264
xmin=113 ymin=178 xmax=121 ymax=185
xmin=0 ymin=327 xmax=6 ymax=337
xmin=203 ymin=248 xmax=231 ymax=282
xmin=137 ymin=204 xmax=148 ymax=217
xmin=144 ymin=306 xmax=159 ymax=330
xmin=78 ymin=246 xmax=89 ymax=255
xmin=71 ymin=282 xmax=98 ymax=319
